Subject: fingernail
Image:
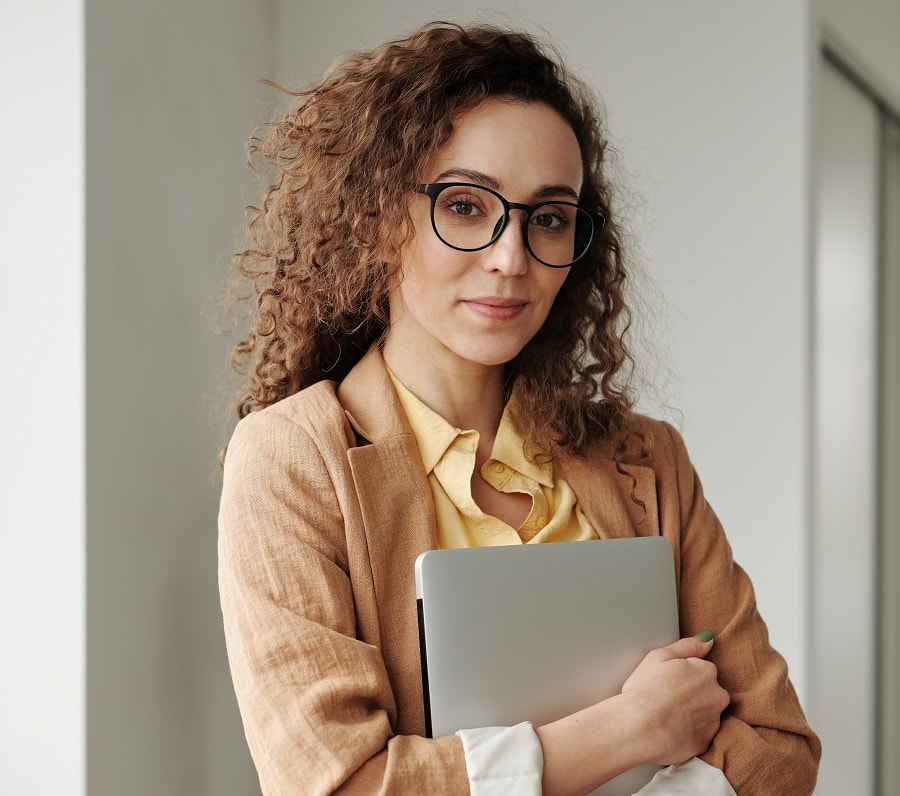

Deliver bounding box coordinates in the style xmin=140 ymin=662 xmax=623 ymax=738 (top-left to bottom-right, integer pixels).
xmin=695 ymin=629 xmax=714 ymax=643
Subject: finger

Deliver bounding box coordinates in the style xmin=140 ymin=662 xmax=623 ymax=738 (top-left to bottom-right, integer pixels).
xmin=697 ymin=718 xmax=722 ymax=752
xmin=655 ymin=631 xmax=715 ymax=662
xmin=716 ymin=684 xmax=732 ymax=712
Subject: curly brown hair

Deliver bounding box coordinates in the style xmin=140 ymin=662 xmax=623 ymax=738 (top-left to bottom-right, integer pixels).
xmin=229 ymin=21 xmax=638 ymax=454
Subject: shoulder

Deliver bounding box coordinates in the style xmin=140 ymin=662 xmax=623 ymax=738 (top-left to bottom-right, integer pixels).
xmin=224 ymin=381 xmax=355 ymax=470
xmin=616 ymin=414 xmax=703 ymax=521
xmin=578 ymin=412 xmax=700 ymax=512
xmin=258 ymin=379 xmax=348 ymax=430
xmin=588 ymin=411 xmax=690 ymax=471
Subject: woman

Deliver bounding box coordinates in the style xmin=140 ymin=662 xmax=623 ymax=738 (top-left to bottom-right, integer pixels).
xmin=219 ymin=22 xmax=820 ymax=795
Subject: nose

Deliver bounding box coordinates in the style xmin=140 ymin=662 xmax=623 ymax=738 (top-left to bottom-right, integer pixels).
xmin=482 ymin=210 xmax=530 ymax=276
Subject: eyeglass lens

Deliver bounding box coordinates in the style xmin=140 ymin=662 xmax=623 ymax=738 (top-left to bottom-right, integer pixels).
xmin=430 ymin=184 xmax=594 ymax=267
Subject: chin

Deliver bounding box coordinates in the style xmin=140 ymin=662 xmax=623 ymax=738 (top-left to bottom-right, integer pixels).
xmin=457 ymin=340 xmax=528 ymax=368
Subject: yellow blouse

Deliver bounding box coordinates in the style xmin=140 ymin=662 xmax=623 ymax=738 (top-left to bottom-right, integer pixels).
xmin=387 ymin=370 xmax=598 ymax=549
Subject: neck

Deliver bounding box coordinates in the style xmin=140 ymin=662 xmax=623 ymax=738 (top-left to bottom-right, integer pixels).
xmin=382 ymin=342 xmax=507 ymax=438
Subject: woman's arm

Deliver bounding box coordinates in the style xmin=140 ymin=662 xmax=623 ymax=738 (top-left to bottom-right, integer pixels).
xmin=657 ymin=421 xmax=822 ymax=795
xmin=218 ymin=408 xmax=469 ymax=795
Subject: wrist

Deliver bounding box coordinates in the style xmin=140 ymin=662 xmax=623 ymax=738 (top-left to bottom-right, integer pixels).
xmin=536 ymin=693 xmax=655 ymax=796
xmin=614 ymin=690 xmax=663 ymax=764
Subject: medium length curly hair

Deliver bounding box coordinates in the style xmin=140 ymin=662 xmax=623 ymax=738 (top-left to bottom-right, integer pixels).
xmin=230 ymin=21 xmax=638 ymax=454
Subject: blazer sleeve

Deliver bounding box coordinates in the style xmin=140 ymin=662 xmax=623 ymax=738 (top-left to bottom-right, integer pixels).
xmin=218 ymin=408 xmax=469 ymax=795
xmin=655 ymin=421 xmax=821 ymax=795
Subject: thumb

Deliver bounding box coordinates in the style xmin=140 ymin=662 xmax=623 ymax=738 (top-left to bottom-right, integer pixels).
xmin=659 ymin=630 xmax=715 ymax=661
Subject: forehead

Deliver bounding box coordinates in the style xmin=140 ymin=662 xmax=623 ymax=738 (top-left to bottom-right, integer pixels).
xmin=425 ymin=97 xmax=584 ymax=195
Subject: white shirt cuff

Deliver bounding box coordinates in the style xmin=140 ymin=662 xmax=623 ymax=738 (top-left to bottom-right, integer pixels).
xmin=457 ymin=722 xmax=543 ymax=796
xmin=635 ymin=757 xmax=736 ymax=795
xmin=456 ymin=726 xmax=733 ymax=796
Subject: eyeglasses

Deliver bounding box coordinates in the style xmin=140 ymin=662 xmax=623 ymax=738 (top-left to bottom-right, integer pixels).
xmin=416 ymin=182 xmax=606 ymax=268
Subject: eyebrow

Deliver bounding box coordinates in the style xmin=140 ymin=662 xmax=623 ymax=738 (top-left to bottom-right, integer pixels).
xmin=431 ymin=167 xmax=581 ymax=201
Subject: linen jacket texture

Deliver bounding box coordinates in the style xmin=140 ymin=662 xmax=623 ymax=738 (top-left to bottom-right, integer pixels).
xmin=218 ymin=348 xmax=821 ymax=795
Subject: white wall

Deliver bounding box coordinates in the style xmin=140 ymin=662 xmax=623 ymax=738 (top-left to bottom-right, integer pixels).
xmin=0 ymin=2 xmax=85 ymax=792
xmin=276 ymin=0 xmax=813 ymax=696
xmin=84 ymin=0 xmax=271 ymax=792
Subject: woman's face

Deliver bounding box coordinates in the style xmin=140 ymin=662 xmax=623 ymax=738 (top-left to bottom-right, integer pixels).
xmin=386 ymin=97 xmax=583 ymax=375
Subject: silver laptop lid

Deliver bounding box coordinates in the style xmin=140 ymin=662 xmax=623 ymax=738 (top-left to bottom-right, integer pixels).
xmin=415 ymin=537 xmax=678 ymax=795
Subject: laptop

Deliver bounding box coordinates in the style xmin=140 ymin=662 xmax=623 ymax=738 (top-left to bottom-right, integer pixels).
xmin=415 ymin=536 xmax=679 ymax=795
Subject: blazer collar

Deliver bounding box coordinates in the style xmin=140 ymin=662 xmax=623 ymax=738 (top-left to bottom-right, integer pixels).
xmin=339 ymin=346 xmax=660 ymax=539
xmin=337 ymin=346 xmax=409 ymax=443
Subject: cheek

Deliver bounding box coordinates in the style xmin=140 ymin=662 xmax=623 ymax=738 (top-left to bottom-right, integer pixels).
xmin=401 ymin=234 xmax=472 ymax=294
xmin=393 ymin=245 xmax=445 ymax=319
xmin=540 ymin=270 xmax=570 ymax=306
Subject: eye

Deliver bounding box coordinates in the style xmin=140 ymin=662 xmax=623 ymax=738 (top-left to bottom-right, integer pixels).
xmin=529 ymin=206 xmax=570 ymax=232
xmin=440 ymin=193 xmax=486 ymax=219
xmin=449 ymin=199 xmax=479 ymax=217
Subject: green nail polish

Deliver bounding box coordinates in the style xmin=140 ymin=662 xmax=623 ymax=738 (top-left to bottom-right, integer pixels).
xmin=695 ymin=629 xmax=714 ymax=642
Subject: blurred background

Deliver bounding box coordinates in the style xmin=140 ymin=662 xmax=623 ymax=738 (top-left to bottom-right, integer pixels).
xmin=2 ymin=1 xmax=898 ymax=794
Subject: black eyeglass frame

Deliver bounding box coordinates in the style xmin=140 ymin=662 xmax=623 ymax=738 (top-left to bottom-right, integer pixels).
xmin=416 ymin=182 xmax=607 ymax=268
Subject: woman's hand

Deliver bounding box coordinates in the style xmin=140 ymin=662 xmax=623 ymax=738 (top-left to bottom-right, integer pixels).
xmin=536 ymin=632 xmax=730 ymax=795
xmin=620 ymin=633 xmax=731 ymax=766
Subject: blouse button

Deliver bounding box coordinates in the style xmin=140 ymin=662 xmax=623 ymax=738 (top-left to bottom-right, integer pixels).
xmin=490 ymin=462 xmax=504 ymax=473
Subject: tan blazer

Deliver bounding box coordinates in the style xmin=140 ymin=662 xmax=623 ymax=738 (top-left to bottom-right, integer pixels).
xmin=219 ymin=348 xmax=820 ymax=795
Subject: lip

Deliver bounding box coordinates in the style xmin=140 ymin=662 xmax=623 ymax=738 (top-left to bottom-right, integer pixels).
xmin=463 ymin=296 xmax=529 ymax=321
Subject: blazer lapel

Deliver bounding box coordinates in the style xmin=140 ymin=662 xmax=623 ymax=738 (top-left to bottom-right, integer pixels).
xmin=558 ymin=447 xmax=660 ymax=538
xmin=339 ymin=349 xmax=436 ymax=735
